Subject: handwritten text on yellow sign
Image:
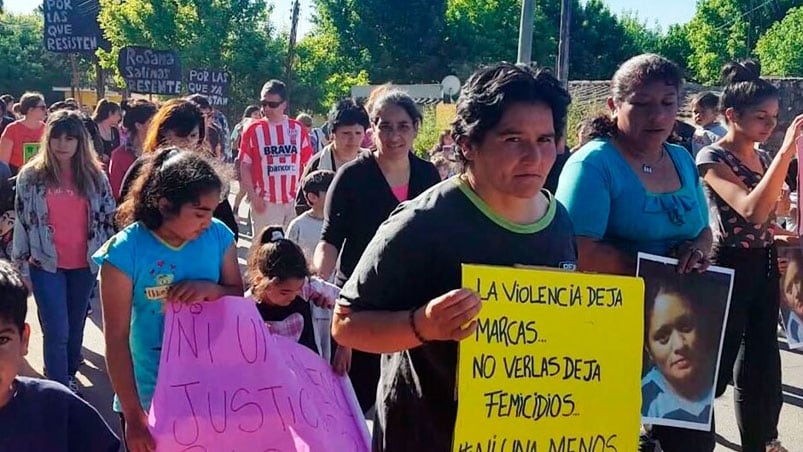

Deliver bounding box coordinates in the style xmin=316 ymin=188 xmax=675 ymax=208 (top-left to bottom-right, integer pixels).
xmin=454 ymin=265 xmax=645 ymax=452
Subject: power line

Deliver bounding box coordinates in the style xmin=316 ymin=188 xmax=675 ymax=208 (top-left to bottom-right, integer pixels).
xmin=713 ymin=0 xmax=776 ymax=31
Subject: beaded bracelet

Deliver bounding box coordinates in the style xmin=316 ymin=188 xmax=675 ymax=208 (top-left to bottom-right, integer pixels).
xmin=409 ymin=309 xmax=427 ymax=344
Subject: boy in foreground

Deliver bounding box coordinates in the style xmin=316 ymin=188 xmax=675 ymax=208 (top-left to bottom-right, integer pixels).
xmin=0 ymin=259 xmax=120 ymax=452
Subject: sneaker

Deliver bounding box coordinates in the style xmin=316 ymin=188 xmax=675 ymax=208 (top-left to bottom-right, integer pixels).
xmin=67 ymin=376 xmax=81 ymax=394
xmin=766 ymin=440 xmax=788 ymax=452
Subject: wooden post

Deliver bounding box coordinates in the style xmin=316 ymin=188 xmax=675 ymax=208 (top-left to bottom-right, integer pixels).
xmin=517 ymin=0 xmax=536 ymax=64
xmin=95 ymin=60 xmax=105 ymax=99
xmin=70 ymin=53 xmax=83 ymax=106
xmin=285 ymin=0 xmax=300 ymax=104
xmin=556 ymin=0 xmax=571 ymax=86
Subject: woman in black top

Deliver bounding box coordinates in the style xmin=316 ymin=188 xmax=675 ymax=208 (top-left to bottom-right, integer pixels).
xmin=331 ymin=63 xmax=575 ymax=452
xmin=314 ymin=90 xmax=440 ymax=413
xmin=92 ymin=99 xmax=121 ymax=162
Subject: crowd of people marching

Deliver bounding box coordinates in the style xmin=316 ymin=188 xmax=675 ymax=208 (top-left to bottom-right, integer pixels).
xmin=0 ymin=52 xmax=800 ymax=452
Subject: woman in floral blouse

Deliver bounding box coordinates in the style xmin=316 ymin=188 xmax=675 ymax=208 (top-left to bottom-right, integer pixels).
xmin=12 ymin=109 xmax=116 ymax=393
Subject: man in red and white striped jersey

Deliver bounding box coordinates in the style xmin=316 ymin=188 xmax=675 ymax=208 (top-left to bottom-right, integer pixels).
xmin=240 ymin=80 xmax=313 ymax=232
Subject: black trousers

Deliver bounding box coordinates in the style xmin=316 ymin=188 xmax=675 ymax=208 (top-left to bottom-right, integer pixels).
xmin=643 ymin=246 xmax=783 ymax=452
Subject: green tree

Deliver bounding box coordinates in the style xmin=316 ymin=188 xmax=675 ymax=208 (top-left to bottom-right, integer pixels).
xmin=686 ymin=0 xmax=749 ymax=84
xmin=0 ymin=12 xmax=72 ymax=101
xmin=443 ymin=0 xmax=521 ymax=78
xmin=291 ymin=25 xmax=369 ymax=113
xmin=569 ymin=0 xmax=643 ymax=79
xmin=443 ymin=0 xmax=646 ymax=81
xmin=313 ymin=0 xmax=447 ymax=83
xmin=656 ymin=24 xmax=693 ymax=76
xmin=755 ymin=6 xmax=803 ymax=76
xmin=97 ymin=0 xmax=286 ymax=115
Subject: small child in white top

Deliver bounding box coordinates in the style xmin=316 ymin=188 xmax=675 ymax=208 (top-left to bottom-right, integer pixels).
xmin=286 ymin=169 xmax=336 ymax=360
xmin=691 ymin=91 xmax=728 ymax=156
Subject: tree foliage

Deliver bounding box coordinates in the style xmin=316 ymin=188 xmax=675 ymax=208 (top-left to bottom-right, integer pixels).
xmin=313 ymin=0 xmax=447 ymax=84
xmin=755 ymin=6 xmax=803 ymax=77
xmin=3 ymin=0 xmax=801 ymax=118
xmin=0 ymin=12 xmax=72 ymax=101
xmin=686 ymin=0 xmax=748 ymax=84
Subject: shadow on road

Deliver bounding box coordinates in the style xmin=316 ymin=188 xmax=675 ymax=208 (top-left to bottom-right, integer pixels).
xmin=714 ymin=434 xmax=740 ymax=451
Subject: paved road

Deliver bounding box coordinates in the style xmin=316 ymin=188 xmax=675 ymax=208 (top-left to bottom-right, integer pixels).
xmin=19 ymin=197 xmax=803 ymax=451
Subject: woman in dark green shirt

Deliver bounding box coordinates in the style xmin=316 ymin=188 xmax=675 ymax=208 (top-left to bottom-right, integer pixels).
xmin=332 ymin=63 xmax=576 ymax=452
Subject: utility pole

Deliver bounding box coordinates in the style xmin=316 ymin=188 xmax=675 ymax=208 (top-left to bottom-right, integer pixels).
xmin=95 ymin=60 xmax=105 ymax=99
xmin=285 ymin=0 xmax=300 ymax=101
xmin=517 ymin=0 xmax=536 ymax=64
xmin=556 ymin=0 xmax=571 ymax=86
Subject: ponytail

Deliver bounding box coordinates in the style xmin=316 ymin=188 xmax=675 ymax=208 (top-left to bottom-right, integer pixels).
xmin=247 ymin=225 xmax=310 ymax=295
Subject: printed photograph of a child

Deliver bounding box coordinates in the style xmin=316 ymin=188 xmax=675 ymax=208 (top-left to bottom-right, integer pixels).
xmin=778 ymin=246 xmax=803 ymax=349
xmin=637 ymin=253 xmax=734 ymax=431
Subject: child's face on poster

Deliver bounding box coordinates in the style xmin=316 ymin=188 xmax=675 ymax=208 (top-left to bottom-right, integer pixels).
xmin=783 ymin=258 xmax=803 ymax=317
xmin=647 ymin=293 xmax=702 ymax=394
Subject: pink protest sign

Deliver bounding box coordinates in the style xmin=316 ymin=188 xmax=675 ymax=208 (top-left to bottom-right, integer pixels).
xmin=148 ymin=296 xmax=370 ymax=452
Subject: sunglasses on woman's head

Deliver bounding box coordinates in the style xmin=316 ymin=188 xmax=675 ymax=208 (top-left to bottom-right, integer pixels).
xmin=261 ymin=100 xmax=284 ymax=109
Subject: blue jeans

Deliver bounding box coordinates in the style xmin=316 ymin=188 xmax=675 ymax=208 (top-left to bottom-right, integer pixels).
xmin=30 ymin=267 xmax=95 ymax=385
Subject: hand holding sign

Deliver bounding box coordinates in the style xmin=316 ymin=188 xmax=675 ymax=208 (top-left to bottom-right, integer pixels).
xmin=125 ymin=410 xmax=156 ymax=452
xmin=415 ymin=288 xmax=482 ymax=342
xmin=167 ymin=280 xmax=226 ymax=303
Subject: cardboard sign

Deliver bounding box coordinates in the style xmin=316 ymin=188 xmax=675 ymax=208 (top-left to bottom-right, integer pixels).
xmin=117 ymin=46 xmax=182 ymax=95
xmin=454 ymin=265 xmax=644 ymax=452
xmin=188 ymin=69 xmax=231 ymax=107
xmin=43 ymin=0 xmax=108 ymax=53
xmin=149 ymin=297 xmax=370 ymax=452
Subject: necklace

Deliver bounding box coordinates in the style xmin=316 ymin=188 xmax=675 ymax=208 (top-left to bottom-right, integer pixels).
xmin=641 ymin=148 xmax=665 ymax=174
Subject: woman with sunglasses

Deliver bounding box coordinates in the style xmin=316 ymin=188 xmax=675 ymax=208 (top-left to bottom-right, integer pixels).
xmin=313 ymin=89 xmax=440 ymax=415
xmin=0 ymin=92 xmax=47 ymax=175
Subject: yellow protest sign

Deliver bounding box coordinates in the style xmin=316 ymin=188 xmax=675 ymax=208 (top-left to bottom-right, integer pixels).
xmin=454 ymin=265 xmax=645 ymax=452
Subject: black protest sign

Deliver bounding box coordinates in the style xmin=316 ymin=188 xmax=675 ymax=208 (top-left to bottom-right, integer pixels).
xmin=44 ymin=0 xmax=108 ymax=53
xmin=117 ymin=47 xmax=182 ymax=95
xmin=188 ymin=69 xmax=231 ymax=107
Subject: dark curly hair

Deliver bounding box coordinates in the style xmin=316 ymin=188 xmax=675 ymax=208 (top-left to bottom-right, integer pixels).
xmin=450 ymin=62 xmax=571 ymax=166
xmin=115 ymin=148 xmax=222 ymax=229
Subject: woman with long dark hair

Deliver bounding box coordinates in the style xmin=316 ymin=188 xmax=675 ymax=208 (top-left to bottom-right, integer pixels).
xmin=108 ymin=99 xmax=158 ymax=200
xmin=92 ymin=99 xmax=122 ymax=163
xmin=119 ymin=99 xmax=238 ymax=240
xmin=696 ymin=59 xmax=800 ymax=452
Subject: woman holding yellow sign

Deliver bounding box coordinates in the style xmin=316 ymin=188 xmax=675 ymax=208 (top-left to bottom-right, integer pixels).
xmin=331 ymin=63 xmax=576 ymax=452
xmin=555 ymin=54 xmax=714 ymax=451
